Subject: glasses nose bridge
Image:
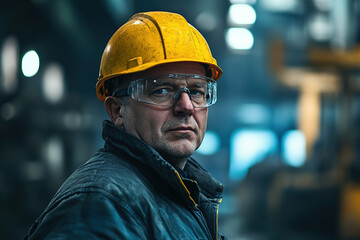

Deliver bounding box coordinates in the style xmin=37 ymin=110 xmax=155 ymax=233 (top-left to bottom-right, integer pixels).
xmin=172 ymin=87 xmax=193 ymax=106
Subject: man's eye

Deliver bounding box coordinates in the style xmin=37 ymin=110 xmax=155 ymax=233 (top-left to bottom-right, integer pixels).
xmin=190 ymin=89 xmax=205 ymax=96
xmin=153 ymin=88 xmax=171 ymax=95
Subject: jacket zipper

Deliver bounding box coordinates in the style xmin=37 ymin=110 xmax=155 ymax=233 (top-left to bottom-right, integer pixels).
xmin=175 ymin=170 xmax=224 ymax=240
xmin=215 ymin=198 xmax=222 ymax=240
xmin=174 ymin=170 xmax=197 ymax=207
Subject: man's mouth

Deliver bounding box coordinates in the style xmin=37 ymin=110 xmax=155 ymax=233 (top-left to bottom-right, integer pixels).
xmin=168 ymin=126 xmax=195 ymax=133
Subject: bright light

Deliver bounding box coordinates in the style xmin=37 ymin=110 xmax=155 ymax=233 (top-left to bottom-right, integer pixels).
xmin=197 ymin=131 xmax=220 ymax=155
xmin=308 ymin=14 xmax=333 ymax=41
xmin=43 ymin=136 xmax=64 ymax=175
xmin=43 ymin=64 xmax=65 ymax=103
xmin=261 ymin=0 xmax=302 ymax=13
xmin=1 ymin=36 xmax=19 ymax=94
xmin=236 ymin=104 xmax=270 ymax=124
xmin=282 ymin=130 xmax=306 ymax=167
xmin=313 ymin=0 xmax=332 ymax=11
xmin=22 ymin=50 xmax=40 ymax=77
xmin=230 ymin=129 xmax=278 ymax=180
xmin=225 ymin=28 xmax=254 ymax=50
xmin=230 ymin=0 xmax=257 ymax=4
xmin=228 ymin=4 xmax=256 ymax=25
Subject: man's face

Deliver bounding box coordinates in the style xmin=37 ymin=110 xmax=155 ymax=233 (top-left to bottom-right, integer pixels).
xmin=121 ymin=62 xmax=208 ymax=166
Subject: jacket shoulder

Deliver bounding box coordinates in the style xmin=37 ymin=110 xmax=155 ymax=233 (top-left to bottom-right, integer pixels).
xmin=48 ymin=151 xmax=155 ymax=212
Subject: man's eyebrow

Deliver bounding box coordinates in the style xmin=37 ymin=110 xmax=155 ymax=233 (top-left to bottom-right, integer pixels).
xmin=187 ymin=81 xmax=206 ymax=87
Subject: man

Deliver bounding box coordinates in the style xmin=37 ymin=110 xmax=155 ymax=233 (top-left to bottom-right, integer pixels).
xmin=25 ymin=11 xmax=225 ymax=239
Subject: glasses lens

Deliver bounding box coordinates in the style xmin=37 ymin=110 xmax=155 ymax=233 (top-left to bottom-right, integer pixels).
xmin=129 ymin=74 xmax=217 ymax=107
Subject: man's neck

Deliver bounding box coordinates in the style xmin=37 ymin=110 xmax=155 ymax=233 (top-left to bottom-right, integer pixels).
xmin=165 ymin=156 xmax=188 ymax=170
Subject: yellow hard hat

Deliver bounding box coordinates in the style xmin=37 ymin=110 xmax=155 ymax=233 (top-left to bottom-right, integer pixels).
xmin=96 ymin=11 xmax=222 ymax=102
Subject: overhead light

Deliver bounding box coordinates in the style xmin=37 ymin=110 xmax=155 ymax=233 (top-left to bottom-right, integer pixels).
xmin=282 ymin=130 xmax=306 ymax=167
xmin=1 ymin=36 xmax=19 ymax=94
xmin=22 ymin=50 xmax=40 ymax=77
xmin=261 ymin=0 xmax=303 ymax=13
xmin=225 ymin=27 xmax=254 ymax=51
xmin=42 ymin=63 xmax=65 ymax=103
xmin=43 ymin=136 xmax=64 ymax=176
xmin=230 ymin=0 xmax=257 ymax=4
xmin=228 ymin=4 xmax=257 ymax=26
xmin=196 ymin=131 xmax=221 ymax=155
xmin=235 ymin=104 xmax=270 ymax=124
xmin=313 ymin=0 xmax=332 ymax=11
xmin=308 ymin=14 xmax=333 ymax=41
xmin=230 ymin=129 xmax=278 ymax=180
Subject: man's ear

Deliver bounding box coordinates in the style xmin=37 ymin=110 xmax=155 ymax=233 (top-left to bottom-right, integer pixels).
xmin=104 ymin=96 xmax=124 ymax=127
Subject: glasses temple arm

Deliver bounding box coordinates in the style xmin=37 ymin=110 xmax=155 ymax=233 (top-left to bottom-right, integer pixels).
xmin=112 ymin=88 xmax=129 ymax=97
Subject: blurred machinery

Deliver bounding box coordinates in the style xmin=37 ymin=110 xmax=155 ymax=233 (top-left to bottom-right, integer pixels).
xmin=233 ymin=1 xmax=360 ymax=239
xmin=1 ymin=0 xmax=360 ymax=240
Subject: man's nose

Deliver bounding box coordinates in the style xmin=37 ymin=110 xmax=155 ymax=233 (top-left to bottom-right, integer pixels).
xmin=173 ymin=91 xmax=195 ymax=115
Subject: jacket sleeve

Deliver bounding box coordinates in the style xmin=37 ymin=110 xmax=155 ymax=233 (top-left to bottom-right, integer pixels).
xmin=26 ymin=191 xmax=148 ymax=239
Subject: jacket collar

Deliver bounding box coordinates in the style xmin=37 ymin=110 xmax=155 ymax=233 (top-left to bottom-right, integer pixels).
xmin=102 ymin=120 xmax=224 ymax=204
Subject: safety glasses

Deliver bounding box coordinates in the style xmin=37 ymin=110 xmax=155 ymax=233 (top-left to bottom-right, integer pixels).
xmin=113 ymin=74 xmax=217 ymax=108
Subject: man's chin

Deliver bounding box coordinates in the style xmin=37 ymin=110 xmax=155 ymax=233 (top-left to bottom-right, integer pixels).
xmin=173 ymin=138 xmax=198 ymax=151
xmin=160 ymin=141 xmax=197 ymax=159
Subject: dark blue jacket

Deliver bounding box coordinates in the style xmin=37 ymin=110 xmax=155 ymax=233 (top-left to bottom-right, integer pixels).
xmin=25 ymin=120 xmax=225 ymax=239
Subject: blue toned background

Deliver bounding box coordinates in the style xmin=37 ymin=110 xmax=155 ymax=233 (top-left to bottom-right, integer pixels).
xmin=1 ymin=0 xmax=360 ymax=239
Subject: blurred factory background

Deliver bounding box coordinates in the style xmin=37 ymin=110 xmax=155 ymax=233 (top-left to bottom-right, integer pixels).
xmin=1 ymin=0 xmax=360 ymax=239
